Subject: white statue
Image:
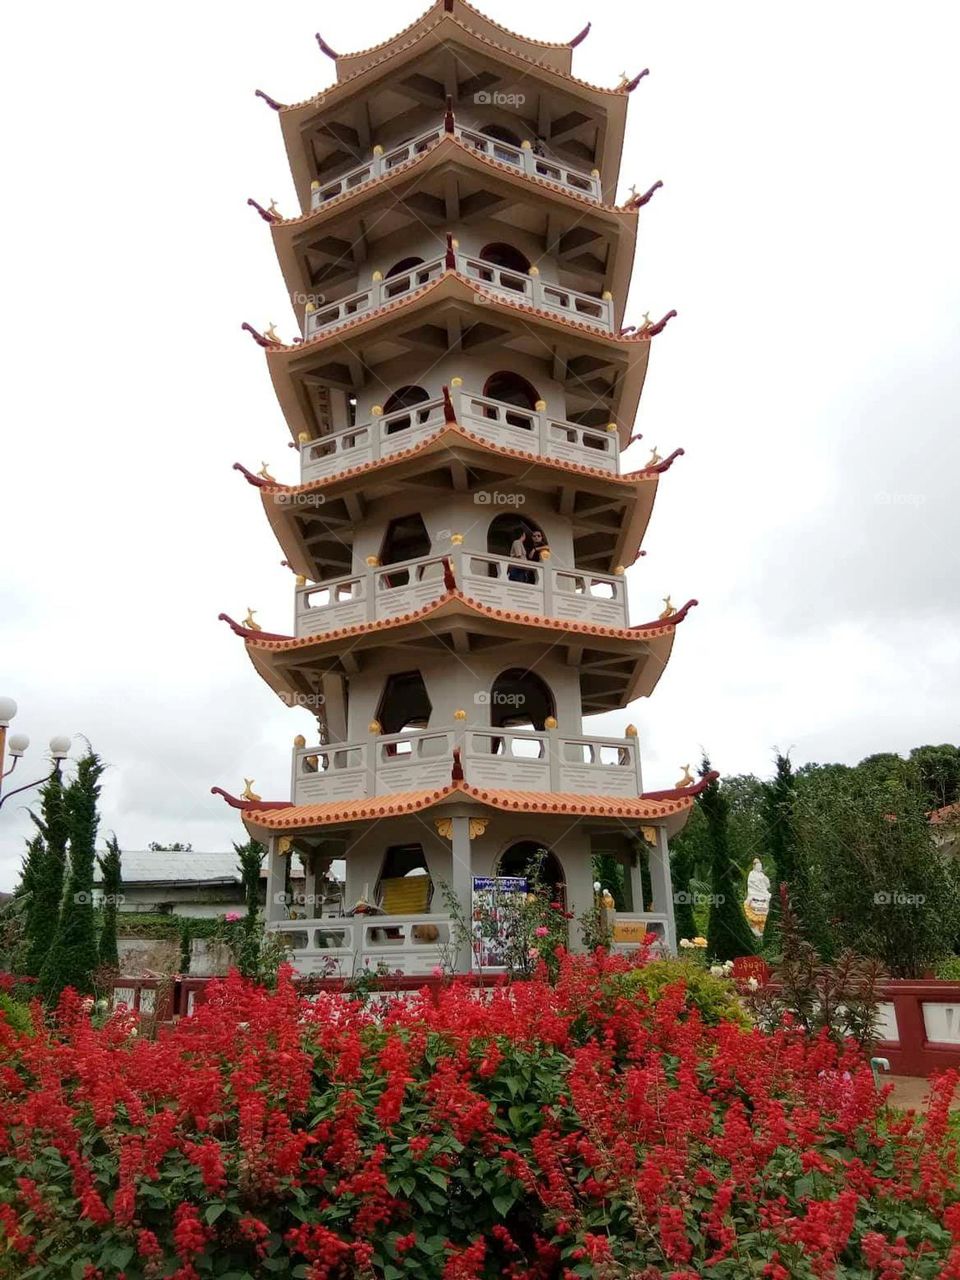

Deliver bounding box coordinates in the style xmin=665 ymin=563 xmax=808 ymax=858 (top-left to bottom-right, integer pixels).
xmin=743 ymin=858 xmax=771 ymax=936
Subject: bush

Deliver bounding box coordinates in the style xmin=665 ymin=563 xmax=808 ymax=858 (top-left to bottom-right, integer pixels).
xmin=936 ymin=955 xmax=960 ymax=981
xmin=0 ymin=993 xmax=32 ymax=1036
xmin=2 ymin=956 xmax=960 ymax=1278
xmin=611 ymin=955 xmax=751 ymax=1026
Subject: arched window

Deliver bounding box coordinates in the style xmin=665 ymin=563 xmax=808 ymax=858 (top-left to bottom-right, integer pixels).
xmin=486 ymin=513 xmax=547 ymax=561
xmin=497 ymin=840 xmax=566 ymax=907
xmin=482 ymin=371 xmax=539 ymax=429
xmin=479 ymin=123 xmax=523 ymax=149
xmin=382 ymin=384 xmax=431 ymax=434
xmin=489 ymin=668 xmax=555 ymax=731
xmin=383 ymin=256 xmax=426 ymax=300
xmin=479 ymin=242 xmax=531 ymax=275
xmin=376 ymin=670 xmax=432 ymax=736
xmin=379 ymin=512 xmax=431 ymax=567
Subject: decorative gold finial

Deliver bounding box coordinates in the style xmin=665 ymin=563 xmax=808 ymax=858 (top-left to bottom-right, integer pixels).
xmin=298 ymin=431 xmax=310 ymax=444
xmin=450 ymin=533 xmax=464 ymax=545
xmin=295 ymin=574 xmax=306 ymax=587
xmin=371 ymin=405 xmax=383 ymax=417
xmin=368 ymin=719 xmax=382 ymax=734
xmin=267 ymin=198 xmax=281 ymax=218
xmin=539 ymin=548 xmax=551 ymax=560
xmin=434 ymin=817 xmax=454 ymax=840
xmin=640 ymin=824 xmax=657 ymax=845
xmin=373 ymin=144 xmax=384 ymax=156
xmin=659 ymin=596 xmax=676 ymax=620
xmin=521 ymin=139 xmax=532 ymax=150
xmin=625 ymin=724 xmax=638 ymax=738
xmin=242 ymin=608 xmax=262 ymax=632
xmin=310 ymin=180 xmax=320 ymax=191
xmin=450 ymin=376 xmax=463 ymax=388
xmin=257 ymin=462 xmax=276 ymax=481
xmin=617 ymin=71 xmax=629 ymax=88
xmin=606 ymin=421 xmax=618 ymax=432
xmin=241 ymin=779 xmax=261 ymax=802
xmin=544 ymin=715 xmax=558 ymax=730
xmin=293 ymin=734 xmax=306 ymax=748
xmin=602 ymin=290 xmax=613 ymax=301
xmin=277 ymin=836 xmax=293 ymax=856
xmin=613 ymin=565 xmax=625 ymax=575
xmin=529 ymin=265 xmax=540 ymax=277
xmin=468 ymin=818 xmax=487 ymax=840
xmin=647 ymin=446 xmax=662 ymax=467
xmin=676 ymin=764 xmax=695 ymax=789
xmin=264 ymin=322 xmax=280 ymax=343
xmin=453 ymin=708 xmax=467 ymax=721
xmin=372 ymin=270 xmax=383 ymax=282
xmin=534 ymin=399 xmax=547 ymax=412
xmin=305 ymin=301 xmax=316 ymax=314
xmin=629 ymin=183 xmax=638 ymax=200
xmin=366 ymin=555 xmax=380 ymax=567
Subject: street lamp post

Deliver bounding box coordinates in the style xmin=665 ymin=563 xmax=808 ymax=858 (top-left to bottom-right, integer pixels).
xmin=0 ymin=697 xmax=72 ymax=811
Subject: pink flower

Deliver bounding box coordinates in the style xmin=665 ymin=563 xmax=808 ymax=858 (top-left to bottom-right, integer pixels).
xmin=224 ymin=912 xmax=241 ymax=923
xmin=431 ymin=966 xmax=444 ymax=977
xmin=534 ymin=926 xmax=549 ymax=937
xmin=527 ymin=947 xmax=540 ymax=959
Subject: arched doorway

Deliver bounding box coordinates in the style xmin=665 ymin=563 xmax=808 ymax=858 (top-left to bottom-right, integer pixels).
xmin=490 ymin=668 xmax=555 ymax=732
xmin=382 ymin=384 xmax=431 ymax=434
xmin=479 ymin=123 xmax=523 ymax=149
xmin=383 ymin=256 xmax=426 ymax=299
xmin=497 ymin=840 xmax=566 ymax=906
xmin=379 ymin=512 xmax=431 ymax=566
xmin=482 ymin=371 xmax=540 ymax=430
xmin=376 ymin=670 xmax=432 ymax=736
xmin=486 ymin=513 xmax=548 ymax=583
xmin=479 ymin=241 xmax=531 ymax=278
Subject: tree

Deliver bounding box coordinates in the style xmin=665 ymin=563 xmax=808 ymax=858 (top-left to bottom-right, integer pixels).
xmin=21 ymin=769 xmax=70 ymax=977
xmin=220 ymin=839 xmax=267 ymax=981
xmin=670 ymin=835 xmax=698 ymax=944
xmin=96 ymin=835 xmax=122 ymax=968
xmin=793 ymin=769 xmax=960 ymax=978
xmin=700 ymin=759 xmax=757 ymax=961
xmin=760 ymin=752 xmax=798 ymax=956
xmin=39 ymin=753 xmax=105 ymax=1002
xmin=909 ymin=744 xmax=960 ymax=811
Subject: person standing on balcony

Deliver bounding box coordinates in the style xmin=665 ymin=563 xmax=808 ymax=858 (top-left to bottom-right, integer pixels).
xmin=508 ymin=527 xmax=531 ymax=582
xmin=527 ymin=528 xmax=550 ymax=565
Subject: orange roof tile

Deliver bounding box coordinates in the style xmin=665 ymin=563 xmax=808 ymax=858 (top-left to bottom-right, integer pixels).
xmin=278 ymin=14 xmax=629 ymax=115
xmin=219 ymin=782 xmax=696 ymax=831
xmin=930 ymin=802 xmax=960 ymax=826
xmin=235 ymin=426 xmax=682 ymax=497
xmin=219 ymin=590 xmax=697 ymax=652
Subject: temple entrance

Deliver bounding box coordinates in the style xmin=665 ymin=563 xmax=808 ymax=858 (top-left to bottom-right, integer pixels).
xmin=489 ymin=668 xmax=555 ymax=731
xmin=382 ymin=384 xmax=431 ymax=434
xmin=497 ymin=840 xmax=566 ymax=907
xmin=379 ymin=512 xmax=431 ymax=566
xmin=376 ymin=670 xmax=431 ymax=736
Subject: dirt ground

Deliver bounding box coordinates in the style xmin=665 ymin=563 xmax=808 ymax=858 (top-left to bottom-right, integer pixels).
xmin=885 ymin=1075 xmax=960 ymax=1112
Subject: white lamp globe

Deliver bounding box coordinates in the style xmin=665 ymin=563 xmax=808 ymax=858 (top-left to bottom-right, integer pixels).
xmin=7 ymin=733 xmax=29 ymax=757
xmin=0 ymin=696 xmax=17 ymax=727
xmin=49 ymin=735 xmax=72 ymax=760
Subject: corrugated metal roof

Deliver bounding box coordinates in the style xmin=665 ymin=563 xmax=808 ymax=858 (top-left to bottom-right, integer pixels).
xmin=94 ymin=851 xmax=247 ymax=886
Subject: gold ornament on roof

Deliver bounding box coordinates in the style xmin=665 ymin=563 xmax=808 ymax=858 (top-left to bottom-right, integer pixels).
xmin=659 ymin=596 xmax=676 ymax=620
xmin=434 ymin=817 xmax=454 ymax=840
xmin=241 ymin=779 xmax=261 ymax=802
xmin=450 ymin=533 xmax=464 ymax=545
xmin=625 ymin=724 xmax=638 ymax=738
xmin=264 ymin=322 xmax=280 ymax=343
xmin=606 ymin=421 xmax=617 ymax=432
xmin=267 ymin=199 xmax=281 ymax=218
xmin=602 ymin=290 xmax=613 ymax=301
xmin=614 ymin=565 xmax=625 ymax=575
xmin=647 ymin=446 xmax=662 ymax=467
xmin=293 ymin=734 xmax=306 ymax=748
xmin=544 ymin=715 xmax=558 ymax=730
xmin=529 ymin=265 xmax=540 ymax=276
xmin=450 ymin=376 xmax=463 ymax=387
xmin=372 ymin=270 xmax=383 ymax=282
xmin=640 ymin=824 xmax=657 ymax=845
xmin=298 ymin=431 xmax=310 ymax=444
xmin=368 ymin=719 xmax=382 ymax=735
xmin=372 ymin=405 xmax=383 ymax=417
xmin=295 ymin=574 xmax=306 ymax=587
xmin=535 ymin=399 xmax=547 ymax=412
xmin=676 ymin=764 xmax=695 ymax=789
xmin=257 ymin=462 xmax=276 ymax=481
xmin=366 ymin=555 xmax=380 ymax=567
xmin=242 ymin=608 xmax=262 ymax=631
xmin=468 ymin=818 xmax=488 ymax=839
xmin=453 ymin=708 xmax=467 ymax=721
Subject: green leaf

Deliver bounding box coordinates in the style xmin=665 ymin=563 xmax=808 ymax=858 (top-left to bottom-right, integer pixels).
xmin=492 ymin=1192 xmax=516 ymax=1216
xmin=205 ymin=1202 xmax=228 ymax=1224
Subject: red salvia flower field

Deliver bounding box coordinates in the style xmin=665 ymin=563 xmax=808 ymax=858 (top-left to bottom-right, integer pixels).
xmin=1 ymin=953 xmax=959 ymax=1278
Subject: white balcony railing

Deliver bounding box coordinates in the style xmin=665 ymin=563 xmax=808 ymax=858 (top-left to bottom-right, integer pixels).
xmin=310 ymin=122 xmax=602 ymax=209
xmin=303 ymin=249 xmax=613 ymax=339
xmin=295 ymin=547 xmax=629 ymax=637
xmin=299 ymin=388 xmax=618 ymax=484
xmin=291 ymin=725 xmax=643 ymax=807
xmin=268 ymin=915 xmax=453 ymax=977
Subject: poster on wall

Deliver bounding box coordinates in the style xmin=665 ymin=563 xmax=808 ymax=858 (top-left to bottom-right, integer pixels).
xmin=471 ymin=875 xmax=528 ymax=970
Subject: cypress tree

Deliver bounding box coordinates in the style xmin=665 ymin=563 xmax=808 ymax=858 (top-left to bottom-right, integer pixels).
xmin=22 ymin=769 xmax=70 ymax=977
xmin=39 ymin=753 xmax=105 ymax=1002
xmin=96 ymin=834 xmax=122 ymax=968
xmin=12 ymin=835 xmax=45 ymax=974
xmin=701 ymin=758 xmax=757 ymax=961
xmin=761 ymin=752 xmax=798 ymax=956
xmin=670 ymin=837 xmax=698 ymax=943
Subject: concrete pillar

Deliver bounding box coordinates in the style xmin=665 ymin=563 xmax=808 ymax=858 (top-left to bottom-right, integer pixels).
xmin=651 ymin=827 xmax=677 ymax=953
xmin=265 ymin=836 xmax=287 ymax=922
xmin=450 ymin=816 xmax=474 ymax=973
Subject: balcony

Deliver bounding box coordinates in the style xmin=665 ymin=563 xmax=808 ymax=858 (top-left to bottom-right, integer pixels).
xmin=291 ymin=725 xmax=643 ymax=807
xmin=299 ymin=387 xmax=619 ymax=484
xmin=309 ymin=121 xmax=602 ymax=209
xmin=303 ymin=249 xmax=614 ymax=339
xmin=295 ymin=546 xmax=629 ymax=637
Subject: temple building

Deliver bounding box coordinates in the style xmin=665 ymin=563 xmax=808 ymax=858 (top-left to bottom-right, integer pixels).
xmin=213 ymin=0 xmax=710 ymax=976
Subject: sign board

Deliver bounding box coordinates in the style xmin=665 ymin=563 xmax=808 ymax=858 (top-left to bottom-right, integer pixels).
xmin=471 ymin=876 xmax=527 ymax=970
xmin=612 ymin=920 xmax=650 ymax=946
xmin=732 ymin=955 xmax=771 ymax=986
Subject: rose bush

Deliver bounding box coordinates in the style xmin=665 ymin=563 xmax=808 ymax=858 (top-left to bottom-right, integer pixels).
xmin=1 ymin=952 xmax=959 ymax=1279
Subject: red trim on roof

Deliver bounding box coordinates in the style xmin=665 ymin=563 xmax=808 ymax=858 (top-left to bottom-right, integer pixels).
xmin=641 ymin=770 xmax=719 ymax=802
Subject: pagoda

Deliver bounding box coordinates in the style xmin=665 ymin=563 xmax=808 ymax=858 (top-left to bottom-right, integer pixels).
xmin=214 ymin=0 xmax=712 ymax=976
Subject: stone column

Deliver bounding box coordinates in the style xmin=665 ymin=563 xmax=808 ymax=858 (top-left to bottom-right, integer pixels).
xmin=450 ymin=816 xmax=474 ymax=973
xmin=649 ymin=827 xmax=677 ymax=953
xmin=265 ymin=836 xmax=288 ymax=923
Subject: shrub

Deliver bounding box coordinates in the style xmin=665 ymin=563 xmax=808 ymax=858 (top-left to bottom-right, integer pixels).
xmin=937 ymin=955 xmax=960 ymax=981
xmin=2 ymin=955 xmax=960 ymax=1278
xmin=611 ymin=955 xmax=751 ymax=1027
xmin=0 ymin=993 xmax=32 ymax=1036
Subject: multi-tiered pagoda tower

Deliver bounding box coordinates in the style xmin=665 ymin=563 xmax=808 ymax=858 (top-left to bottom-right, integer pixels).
xmin=214 ymin=0 xmax=710 ymax=976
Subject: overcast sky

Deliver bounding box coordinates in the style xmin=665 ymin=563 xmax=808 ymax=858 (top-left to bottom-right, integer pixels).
xmin=1 ymin=0 xmax=958 ymax=889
